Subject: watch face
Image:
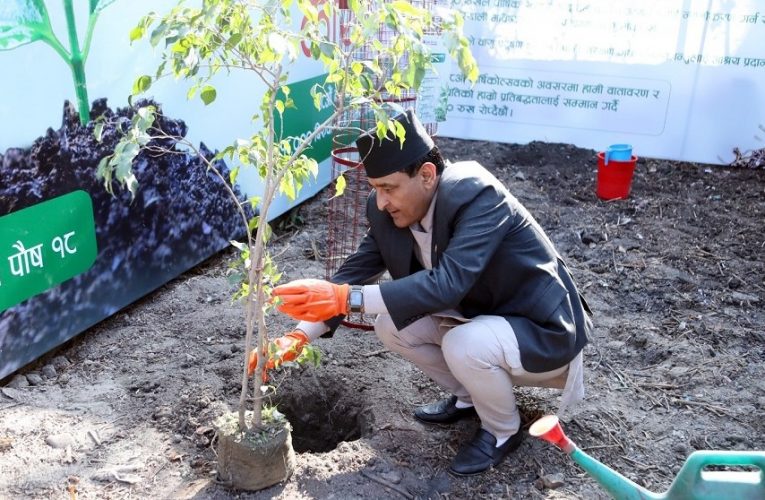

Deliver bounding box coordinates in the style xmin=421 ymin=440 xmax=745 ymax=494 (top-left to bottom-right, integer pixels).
xmin=349 ymin=288 xmax=363 ymax=312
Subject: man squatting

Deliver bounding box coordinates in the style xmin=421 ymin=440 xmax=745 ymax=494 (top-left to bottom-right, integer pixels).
xmin=251 ymin=109 xmax=592 ymax=476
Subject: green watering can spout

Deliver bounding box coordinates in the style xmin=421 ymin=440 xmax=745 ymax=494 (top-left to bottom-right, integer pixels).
xmin=529 ymin=415 xmax=765 ymax=500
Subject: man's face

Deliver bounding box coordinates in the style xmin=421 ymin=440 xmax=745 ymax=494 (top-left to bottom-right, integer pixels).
xmin=368 ymin=162 xmax=438 ymax=228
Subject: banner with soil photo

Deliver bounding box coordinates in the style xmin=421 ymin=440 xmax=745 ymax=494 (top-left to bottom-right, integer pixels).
xmin=0 ymin=73 xmax=336 ymax=379
xmin=0 ymin=102 xmax=248 ymax=378
xmin=0 ymin=0 xmax=336 ymax=379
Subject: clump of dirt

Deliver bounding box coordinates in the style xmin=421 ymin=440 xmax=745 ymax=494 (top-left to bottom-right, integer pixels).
xmin=1 ymin=133 xmax=764 ymax=499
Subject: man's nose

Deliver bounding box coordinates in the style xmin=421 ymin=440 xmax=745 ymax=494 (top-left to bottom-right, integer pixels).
xmin=376 ymin=192 xmax=388 ymax=211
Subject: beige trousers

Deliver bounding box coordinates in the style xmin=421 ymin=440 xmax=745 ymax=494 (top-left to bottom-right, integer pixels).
xmin=374 ymin=312 xmax=572 ymax=440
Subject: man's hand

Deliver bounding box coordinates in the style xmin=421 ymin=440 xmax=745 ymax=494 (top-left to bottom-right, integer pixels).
xmin=272 ymin=279 xmax=349 ymax=322
xmin=248 ymin=330 xmax=310 ymax=381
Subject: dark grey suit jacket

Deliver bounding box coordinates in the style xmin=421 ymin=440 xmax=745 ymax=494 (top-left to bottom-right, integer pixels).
xmin=329 ymin=160 xmax=591 ymax=373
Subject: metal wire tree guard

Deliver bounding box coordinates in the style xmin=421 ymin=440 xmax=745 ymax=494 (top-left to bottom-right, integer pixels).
xmin=325 ymin=0 xmax=440 ymax=330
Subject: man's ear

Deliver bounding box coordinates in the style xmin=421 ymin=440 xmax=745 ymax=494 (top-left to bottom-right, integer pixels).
xmin=420 ymin=162 xmax=437 ymax=186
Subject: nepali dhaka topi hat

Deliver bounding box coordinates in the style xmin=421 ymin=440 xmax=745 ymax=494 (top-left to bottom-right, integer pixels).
xmin=355 ymin=109 xmax=435 ymax=179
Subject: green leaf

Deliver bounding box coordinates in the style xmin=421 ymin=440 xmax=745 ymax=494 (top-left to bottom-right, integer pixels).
xmin=394 ymin=120 xmax=406 ymax=147
xmin=261 ymin=223 xmax=273 ymax=243
xmin=230 ymin=240 xmax=247 ymax=252
xmin=124 ymin=172 xmax=139 ymax=198
xmin=96 ymin=156 xmax=114 ymax=194
xmin=229 ymin=166 xmax=239 ymax=185
xmin=154 ymin=59 xmax=166 ymax=80
xmin=332 ymin=174 xmax=347 ymax=198
xmin=390 ymin=0 xmax=424 ymax=17
xmin=412 ymin=64 xmax=426 ymax=90
xmin=89 ymin=0 xmax=117 ymax=15
xmin=132 ymin=75 xmax=152 ymax=95
xmin=248 ymin=196 xmax=262 ymax=210
xmin=309 ymin=41 xmax=320 ymax=59
xmin=0 ymin=0 xmax=53 ymax=50
xmin=93 ymin=122 xmax=104 ymax=142
xmin=349 ymin=96 xmax=371 ymax=106
xmin=136 ymin=105 xmax=155 ymax=126
xmin=299 ymin=0 xmax=319 ymax=23
xmin=311 ymin=87 xmax=322 ymax=110
xmin=225 ymin=32 xmax=242 ymax=50
xmin=319 ymin=41 xmax=334 ymax=58
xmin=359 ymin=73 xmax=374 ymax=92
xmin=200 ymin=85 xmax=217 ymax=105
xmin=227 ymin=271 xmax=245 ymax=286
xmin=130 ymin=13 xmax=156 ymax=44
xmin=459 ymin=46 xmax=479 ymax=82
xmin=129 ymin=25 xmax=144 ymax=42
xmin=326 ymin=72 xmax=343 ymax=84
xmin=300 ymin=345 xmax=322 ymax=367
xmin=280 ymin=174 xmax=296 ymax=201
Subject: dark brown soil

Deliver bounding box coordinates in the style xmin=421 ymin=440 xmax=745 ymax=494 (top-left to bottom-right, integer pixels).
xmin=1 ymin=135 xmax=764 ymax=499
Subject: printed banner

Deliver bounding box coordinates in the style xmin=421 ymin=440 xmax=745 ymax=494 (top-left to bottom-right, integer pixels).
xmin=447 ymin=68 xmax=671 ymax=135
xmin=439 ymin=0 xmax=765 ymax=165
xmin=0 ymin=191 xmax=97 ymax=311
xmin=416 ymin=35 xmax=451 ymax=124
xmin=0 ymin=2 xmax=334 ymax=379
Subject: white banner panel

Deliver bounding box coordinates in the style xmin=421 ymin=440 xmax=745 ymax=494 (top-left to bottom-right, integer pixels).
xmin=439 ymin=0 xmax=765 ymax=165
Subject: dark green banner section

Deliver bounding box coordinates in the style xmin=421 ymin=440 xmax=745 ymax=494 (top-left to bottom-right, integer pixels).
xmin=0 ymin=190 xmax=97 ymax=311
xmin=274 ymin=73 xmax=334 ymax=162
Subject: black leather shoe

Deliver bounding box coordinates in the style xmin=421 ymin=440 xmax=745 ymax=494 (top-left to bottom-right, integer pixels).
xmin=448 ymin=428 xmax=524 ymax=476
xmin=414 ymin=396 xmax=477 ymax=424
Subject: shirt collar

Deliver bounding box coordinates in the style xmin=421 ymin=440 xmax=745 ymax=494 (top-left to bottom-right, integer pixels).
xmin=410 ymin=188 xmax=438 ymax=233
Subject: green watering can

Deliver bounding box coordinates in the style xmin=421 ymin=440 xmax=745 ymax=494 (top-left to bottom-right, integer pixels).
xmin=530 ymin=415 xmax=765 ymax=500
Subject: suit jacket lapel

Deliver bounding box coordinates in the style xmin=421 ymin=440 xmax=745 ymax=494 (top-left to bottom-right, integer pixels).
xmin=432 ymin=189 xmax=449 ymax=269
xmin=386 ymin=227 xmax=415 ymax=279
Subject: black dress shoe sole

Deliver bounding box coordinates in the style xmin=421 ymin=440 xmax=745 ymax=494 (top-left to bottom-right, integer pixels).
xmin=448 ymin=467 xmax=487 ymax=477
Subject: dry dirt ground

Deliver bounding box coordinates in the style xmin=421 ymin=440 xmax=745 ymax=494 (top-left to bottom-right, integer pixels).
xmin=1 ymin=137 xmax=764 ymax=499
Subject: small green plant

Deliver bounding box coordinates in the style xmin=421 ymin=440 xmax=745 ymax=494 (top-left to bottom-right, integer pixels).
xmin=0 ymin=0 xmax=115 ymax=125
xmin=101 ymin=0 xmax=477 ymax=436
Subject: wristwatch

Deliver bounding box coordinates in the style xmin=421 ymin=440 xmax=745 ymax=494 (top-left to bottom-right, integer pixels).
xmin=348 ymin=285 xmax=364 ymax=314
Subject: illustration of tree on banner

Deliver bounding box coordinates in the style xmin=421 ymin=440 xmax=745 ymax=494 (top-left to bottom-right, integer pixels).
xmin=0 ymin=0 xmax=116 ymax=125
xmin=100 ymin=0 xmax=477 ymax=490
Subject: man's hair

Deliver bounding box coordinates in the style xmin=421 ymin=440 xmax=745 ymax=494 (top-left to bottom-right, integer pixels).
xmin=401 ymin=146 xmax=445 ymax=177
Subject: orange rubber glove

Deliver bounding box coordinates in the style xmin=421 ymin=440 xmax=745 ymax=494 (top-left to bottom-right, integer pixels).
xmin=247 ymin=331 xmax=310 ymax=381
xmin=272 ymin=279 xmax=350 ymax=322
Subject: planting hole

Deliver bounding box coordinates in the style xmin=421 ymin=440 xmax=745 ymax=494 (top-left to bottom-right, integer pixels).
xmin=273 ymin=372 xmax=373 ymax=453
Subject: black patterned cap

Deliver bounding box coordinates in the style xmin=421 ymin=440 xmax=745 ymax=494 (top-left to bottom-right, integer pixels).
xmin=355 ymin=109 xmax=435 ymax=179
